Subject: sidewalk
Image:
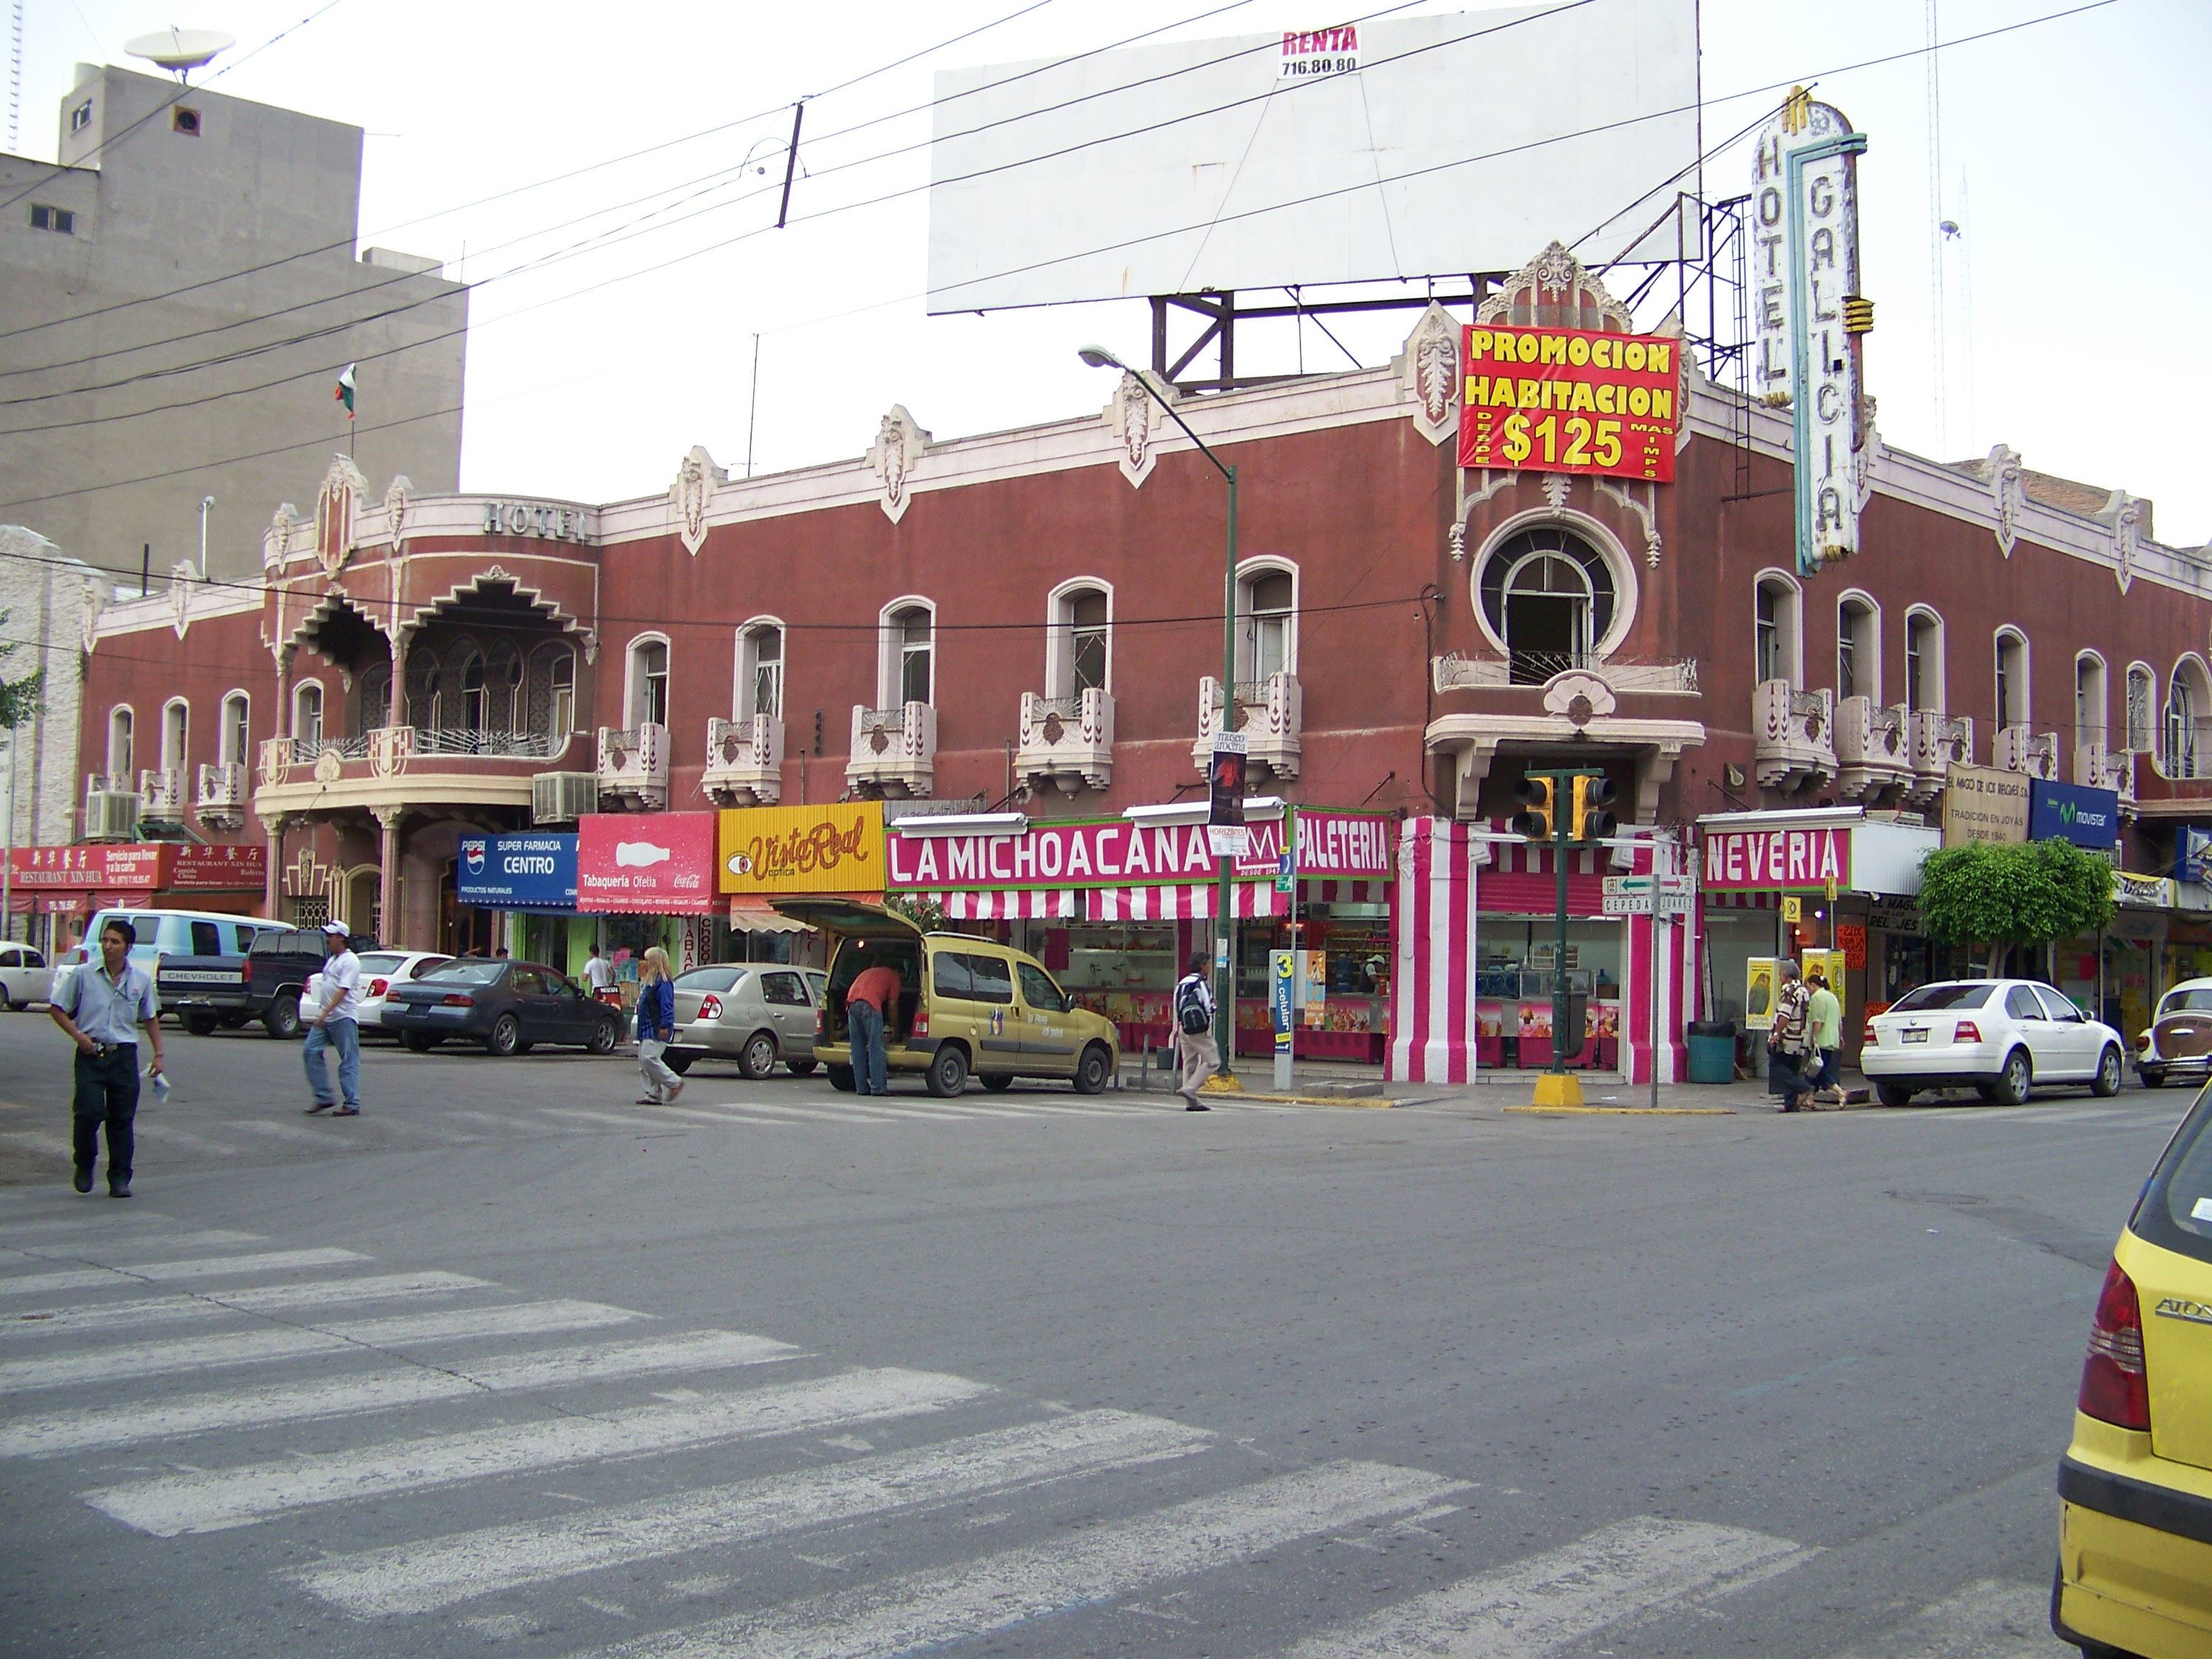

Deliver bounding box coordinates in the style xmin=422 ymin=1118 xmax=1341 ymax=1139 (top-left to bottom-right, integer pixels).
xmin=1117 ymin=1052 xmax=1804 ymax=1114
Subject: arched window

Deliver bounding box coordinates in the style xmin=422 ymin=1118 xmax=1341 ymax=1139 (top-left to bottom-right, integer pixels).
xmin=294 ymin=681 xmax=324 ymax=747
xmin=880 ymin=603 xmax=934 ymax=708
xmin=1995 ymin=629 xmax=2029 ymax=730
xmin=1482 ymin=529 xmax=1617 ymax=680
xmin=107 ymin=706 xmax=134 ymax=780
xmin=1046 ymin=582 xmax=1112 ymax=698
xmin=1905 ymin=608 xmax=1944 ymax=714
xmin=738 ymin=621 xmax=784 ymax=719
xmin=456 ymin=647 xmax=487 ymax=733
xmin=626 ymin=635 xmax=670 ymax=729
xmin=2167 ymin=659 xmax=2212 ymax=781
xmin=526 ymin=642 xmax=577 ymax=740
xmin=220 ymin=691 xmax=250 ymax=765
xmin=2126 ymin=664 xmax=2156 ymax=752
xmin=161 ymin=699 xmax=189 ymax=772
xmin=1236 ymin=564 xmax=1297 ymax=685
xmin=2074 ymin=653 xmax=2108 ymax=753
xmin=359 ymin=665 xmax=391 ymax=734
xmin=487 ymin=642 xmax=522 ymax=733
xmin=1836 ymin=594 xmax=1879 ymax=703
xmin=1752 ymin=571 xmax=1801 ymax=688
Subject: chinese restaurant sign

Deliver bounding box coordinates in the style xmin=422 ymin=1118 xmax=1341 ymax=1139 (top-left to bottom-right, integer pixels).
xmin=1457 ymin=325 xmax=1679 ymax=482
xmin=6 ymin=843 xmax=264 ymax=890
xmin=576 ymin=812 xmax=719 ymax=914
xmin=1701 ymin=826 xmax=1852 ymax=891
xmin=718 ymin=803 xmax=884 ymax=896
xmin=888 ymin=816 xmax=1289 ymax=891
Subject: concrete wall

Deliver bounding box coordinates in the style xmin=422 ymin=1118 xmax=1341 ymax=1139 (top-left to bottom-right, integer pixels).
xmin=0 ymin=525 xmax=94 ymax=869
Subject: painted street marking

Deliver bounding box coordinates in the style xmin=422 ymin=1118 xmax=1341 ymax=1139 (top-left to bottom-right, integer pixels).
xmin=291 ymin=1408 xmax=1211 ymax=1618
xmin=0 ymin=1247 xmax=367 ymax=1297
xmin=1827 ymin=1579 xmax=2066 ymax=1658
xmin=1 ymin=1228 xmax=262 ymax=1264
xmin=1 ymin=1270 xmax=494 ymax=1339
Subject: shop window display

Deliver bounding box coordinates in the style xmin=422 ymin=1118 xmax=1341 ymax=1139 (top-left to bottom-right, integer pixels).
xmin=1473 ymin=915 xmax=1621 ymax=1070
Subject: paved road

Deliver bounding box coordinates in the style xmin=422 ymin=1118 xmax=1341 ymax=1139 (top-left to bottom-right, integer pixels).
xmin=0 ymin=1015 xmax=2186 ymax=1658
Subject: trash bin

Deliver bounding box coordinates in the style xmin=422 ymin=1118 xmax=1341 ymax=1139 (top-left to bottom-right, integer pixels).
xmin=1686 ymin=1019 xmax=1736 ymax=1084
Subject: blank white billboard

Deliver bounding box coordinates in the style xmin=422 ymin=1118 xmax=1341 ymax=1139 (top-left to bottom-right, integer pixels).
xmin=925 ymin=0 xmax=1701 ymax=315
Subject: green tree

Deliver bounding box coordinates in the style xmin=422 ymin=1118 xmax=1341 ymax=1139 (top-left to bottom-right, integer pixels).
xmin=0 ymin=610 xmax=40 ymax=730
xmin=1918 ymin=840 xmax=2117 ymax=977
xmin=884 ymin=892 xmax=946 ymax=933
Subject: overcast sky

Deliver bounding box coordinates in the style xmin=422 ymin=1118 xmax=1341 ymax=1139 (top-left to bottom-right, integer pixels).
xmin=17 ymin=0 xmax=2208 ymax=545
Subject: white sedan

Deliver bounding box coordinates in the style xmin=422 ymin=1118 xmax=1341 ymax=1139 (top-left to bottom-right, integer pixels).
xmin=1861 ymin=979 xmax=2126 ymax=1107
xmin=354 ymin=950 xmax=454 ymax=1033
xmin=0 ymin=944 xmax=53 ymax=1010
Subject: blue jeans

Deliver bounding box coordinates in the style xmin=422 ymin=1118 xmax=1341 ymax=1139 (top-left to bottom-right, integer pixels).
xmin=848 ymin=1000 xmax=888 ymax=1094
xmin=305 ymin=1017 xmax=361 ymax=1107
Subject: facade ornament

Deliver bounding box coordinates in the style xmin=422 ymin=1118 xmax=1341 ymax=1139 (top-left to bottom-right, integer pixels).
xmin=1851 ymin=413 xmax=1885 ymax=514
xmin=382 ymin=475 xmax=413 ymax=556
xmin=1392 ymin=302 xmax=1461 ymax=447
xmin=1465 ymin=469 xmax=1516 ymax=510
xmin=2101 ymin=489 xmax=2142 ymax=595
xmin=78 ymin=578 xmax=104 ymax=655
xmin=1448 ymin=523 xmax=1467 ymax=563
xmin=315 ymin=454 xmax=369 ymax=580
xmin=1985 ymin=442 xmax=2024 ymax=559
xmin=1541 ymin=473 xmax=1571 ymax=511
xmin=866 ymin=405 xmax=930 ymax=523
xmin=169 ymin=559 xmax=198 ymax=639
xmin=1103 ymin=371 xmax=1163 ymax=487
xmin=313 ymin=746 xmax=343 ymax=784
xmin=668 ymin=445 xmax=722 ymax=556
xmin=1477 ymin=240 xmax=1633 ymax=333
xmin=1596 ymin=479 xmax=1664 ymax=568
xmin=1542 ymin=670 xmax=1617 ymax=724
xmin=263 ymin=502 xmax=297 ymax=572
xmin=582 ymin=630 xmax=600 ymax=665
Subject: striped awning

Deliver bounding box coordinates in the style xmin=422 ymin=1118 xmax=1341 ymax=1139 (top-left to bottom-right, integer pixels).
xmin=726 ymin=896 xmax=814 ymax=934
xmin=1087 ymin=883 xmax=1283 ymax=921
xmin=1298 ymin=879 xmax=1386 ymax=904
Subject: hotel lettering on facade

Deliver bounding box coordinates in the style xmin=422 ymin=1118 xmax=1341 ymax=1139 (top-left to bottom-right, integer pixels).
xmin=65 ymin=246 xmax=2212 ymax=1081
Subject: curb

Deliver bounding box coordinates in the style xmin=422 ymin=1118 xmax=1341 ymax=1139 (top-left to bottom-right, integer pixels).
xmin=1504 ymin=1104 xmax=1736 ymax=1116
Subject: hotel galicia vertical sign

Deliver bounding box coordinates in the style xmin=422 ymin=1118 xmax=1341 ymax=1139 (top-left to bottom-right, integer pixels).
xmin=1752 ymin=89 xmax=1873 ymax=576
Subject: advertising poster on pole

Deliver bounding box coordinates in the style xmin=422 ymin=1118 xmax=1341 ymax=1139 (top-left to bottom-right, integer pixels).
xmin=1208 ymin=736 xmax=1249 ymax=858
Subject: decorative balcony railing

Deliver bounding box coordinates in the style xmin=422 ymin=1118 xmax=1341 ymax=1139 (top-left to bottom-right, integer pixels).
xmin=1431 ymin=652 xmax=1699 ymax=695
xmin=1195 ymin=671 xmax=1301 ymax=780
xmin=1992 ymin=724 xmax=2060 ymax=781
xmin=195 ymin=760 xmax=248 ymax=827
xmin=1753 ymin=680 xmax=1835 ymax=791
xmin=1903 ymin=711 xmax=1973 ymax=806
xmin=136 ymin=766 xmax=185 ymax=819
xmin=292 ymin=733 xmax=370 ymax=763
xmin=703 ymin=714 xmax=785 ymax=806
xmin=847 ymin=702 xmax=937 ymax=799
xmin=1834 ymin=698 xmax=1912 ymax=801
xmin=1016 ymin=689 xmax=1114 ymax=796
xmin=2077 ymin=742 xmax=2138 ymax=812
xmin=595 ymin=722 xmax=669 ymax=810
xmin=411 ymin=727 xmax=559 ymax=757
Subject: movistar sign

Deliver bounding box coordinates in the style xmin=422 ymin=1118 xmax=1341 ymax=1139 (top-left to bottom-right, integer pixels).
xmin=2028 ymin=781 xmax=2120 ymax=850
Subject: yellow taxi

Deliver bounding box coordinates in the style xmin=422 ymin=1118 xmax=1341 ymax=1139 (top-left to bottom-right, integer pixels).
xmin=769 ymin=898 xmax=1120 ymax=1097
xmin=2054 ymin=1083 xmax=2212 ymax=1656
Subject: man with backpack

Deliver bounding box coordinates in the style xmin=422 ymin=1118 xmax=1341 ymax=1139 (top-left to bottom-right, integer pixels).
xmin=1172 ymin=952 xmax=1217 ymax=1112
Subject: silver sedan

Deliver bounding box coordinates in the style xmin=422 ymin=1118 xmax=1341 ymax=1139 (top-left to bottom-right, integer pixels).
xmin=665 ymin=964 xmax=827 ymax=1079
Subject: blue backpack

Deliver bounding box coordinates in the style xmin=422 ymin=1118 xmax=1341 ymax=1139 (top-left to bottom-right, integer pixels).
xmin=1174 ymin=976 xmax=1212 ymax=1035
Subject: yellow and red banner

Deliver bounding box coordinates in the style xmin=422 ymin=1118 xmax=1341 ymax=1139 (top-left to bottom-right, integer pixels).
xmin=1457 ymin=324 xmax=1679 ymax=482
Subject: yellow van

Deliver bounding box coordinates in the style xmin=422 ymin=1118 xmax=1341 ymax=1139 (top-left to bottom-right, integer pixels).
xmin=770 ymin=899 xmax=1120 ymax=1097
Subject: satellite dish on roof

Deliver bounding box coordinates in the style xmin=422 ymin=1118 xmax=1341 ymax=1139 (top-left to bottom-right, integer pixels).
xmin=125 ymin=27 xmax=235 ymax=79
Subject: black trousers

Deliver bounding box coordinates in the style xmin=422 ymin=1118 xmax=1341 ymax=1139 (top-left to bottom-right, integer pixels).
xmin=72 ymin=1043 xmax=139 ymax=1183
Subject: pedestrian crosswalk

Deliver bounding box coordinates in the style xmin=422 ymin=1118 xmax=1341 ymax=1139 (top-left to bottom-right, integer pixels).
xmin=0 ymin=1213 xmax=2072 ymax=1657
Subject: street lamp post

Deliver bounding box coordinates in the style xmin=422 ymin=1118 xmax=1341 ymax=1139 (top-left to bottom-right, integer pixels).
xmin=1079 ymin=345 xmax=1238 ymax=1078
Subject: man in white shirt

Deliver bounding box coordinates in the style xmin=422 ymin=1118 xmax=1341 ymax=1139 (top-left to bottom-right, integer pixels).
xmin=304 ymin=921 xmax=364 ymax=1117
xmin=585 ymin=944 xmax=613 ymax=998
xmin=1172 ymin=952 xmax=1218 ymax=1112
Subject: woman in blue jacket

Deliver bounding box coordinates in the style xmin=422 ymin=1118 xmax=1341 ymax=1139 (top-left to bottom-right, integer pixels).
xmin=635 ymin=947 xmax=683 ymax=1104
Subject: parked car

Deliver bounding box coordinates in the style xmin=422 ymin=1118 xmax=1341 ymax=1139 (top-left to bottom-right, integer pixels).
xmin=354 ymin=950 xmax=456 ymax=1034
xmin=84 ymin=907 xmax=279 ymax=972
xmin=382 ymin=958 xmax=624 ymax=1057
xmin=665 ymin=963 xmax=827 ymax=1079
xmin=770 ymin=898 xmax=1118 ymax=1096
xmin=1861 ymin=979 xmax=2126 ymax=1106
xmin=2135 ymin=978 xmax=2212 ymax=1089
xmin=0 ymin=944 xmax=54 ymax=1010
xmin=48 ymin=944 xmax=88 ymax=1006
xmin=156 ymin=925 xmax=337 ymax=1038
xmin=2051 ymin=1075 xmax=2212 ymax=1657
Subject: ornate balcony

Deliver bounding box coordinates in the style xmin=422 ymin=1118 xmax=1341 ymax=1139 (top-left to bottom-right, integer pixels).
xmin=595 ymin=722 xmax=668 ymax=811
xmin=195 ymin=760 xmax=248 ymax=830
xmin=1753 ymin=680 xmax=1835 ymax=792
xmin=703 ymin=714 xmax=785 ymax=806
xmin=137 ymin=767 xmax=185 ymax=819
xmin=1016 ymin=690 xmax=1113 ymax=796
xmin=1993 ymin=724 xmax=2059 ymax=781
xmin=2077 ymin=742 xmax=2138 ymax=814
xmin=1905 ymin=711 xmax=1973 ymax=806
xmin=1432 ymin=652 xmax=1699 ymax=694
xmin=1835 ymin=698 xmax=1912 ymax=801
xmin=1195 ymin=673 xmax=1302 ymax=781
xmin=847 ymin=701 xmax=936 ymax=799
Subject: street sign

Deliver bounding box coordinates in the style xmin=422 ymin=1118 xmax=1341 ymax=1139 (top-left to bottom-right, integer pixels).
xmin=1601 ymin=891 xmax=1652 ymax=916
xmin=1601 ymin=876 xmax=1653 ymax=894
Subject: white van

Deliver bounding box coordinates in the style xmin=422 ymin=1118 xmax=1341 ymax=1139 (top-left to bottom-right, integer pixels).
xmin=81 ymin=908 xmax=279 ymax=971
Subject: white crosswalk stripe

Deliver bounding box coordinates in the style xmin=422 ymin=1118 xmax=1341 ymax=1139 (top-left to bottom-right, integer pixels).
xmin=1 ymin=1227 xmax=262 ymax=1262
xmin=0 ymin=1246 xmax=367 ymax=1297
xmin=2 ymin=1269 xmax=493 ymax=1336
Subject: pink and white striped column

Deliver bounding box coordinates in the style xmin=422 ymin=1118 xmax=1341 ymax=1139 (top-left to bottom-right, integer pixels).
xmin=1385 ymin=818 xmax=1479 ymax=1083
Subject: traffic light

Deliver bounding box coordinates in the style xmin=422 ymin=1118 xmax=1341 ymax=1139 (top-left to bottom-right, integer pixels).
xmin=1571 ymin=774 xmax=1619 ymax=843
xmin=1510 ymin=775 xmax=1557 ymax=842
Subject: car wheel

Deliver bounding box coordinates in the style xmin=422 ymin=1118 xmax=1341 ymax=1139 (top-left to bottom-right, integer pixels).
xmin=403 ymin=1031 xmax=441 ymax=1052
xmin=1994 ymin=1048 xmax=2031 ymax=1106
xmin=979 ymin=1073 xmax=1015 ymax=1092
xmin=6 ymin=999 xmax=24 ymax=1014
xmin=662 ymin=1048 xmax=693 ymax=1074
xmin=786 ymin=1058 xmax=817 ymax=1076
xmin=1073 ymin=1043 xmax=1112 ymax=1095
xmin=1876 ymin=1082 xmax=1914 ymax=1107
xmin=487 ymin=1014 xmax=521 ymax=1057
xmin=2092 ymin=1046 xmax=2123 ymax=1098
xmin=264 ymin=991 xmax=300 ymax=1040
xmin=925 ymin=1044 xmax=970 ymax=1097
xmin=740 ymin=1031 xmax=778 ymax=1082
xmin=588 ymin=1017 xmax=621 ymax=1057
xmin=181 ymin=1010 xmax=220 ymax=1037
xmin=2139 ymin=1068 xmax=2167 ymax=1088
xmin=827 ymin=1064 xmax=855 ymax=1092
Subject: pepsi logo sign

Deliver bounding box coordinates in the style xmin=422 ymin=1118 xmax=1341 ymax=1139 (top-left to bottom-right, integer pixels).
xmin=463 ymin=840 xmax=486 ymax=875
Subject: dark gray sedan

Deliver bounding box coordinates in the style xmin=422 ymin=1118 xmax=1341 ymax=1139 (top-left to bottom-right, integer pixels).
xmin=383 ymin=959 xmax=623 ymax=1057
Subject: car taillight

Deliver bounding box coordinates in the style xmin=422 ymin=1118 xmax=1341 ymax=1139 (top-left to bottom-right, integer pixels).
xmin=440 ymin=993 xmax=475 ymax=1008
xmin=815 ymin=1006 xmax=826 ymax=1035
xmin=699 ymin=995 xmax=722 ymax=1021
xmin=240 ymin=961 xmax=253 ymax=984
xmin=369 ymin=978 xmax=389 ymax=998
xmin=1862 ymin=1020 xmax=1876 ymax=1045
xmin=1954 ymin=1020 xmax=1981 ymax=1044
xmin=912 ymin=1010 xmax=929 ymax=1037
xmin=2078 ymin=1258 xmax=2150 ymax=1430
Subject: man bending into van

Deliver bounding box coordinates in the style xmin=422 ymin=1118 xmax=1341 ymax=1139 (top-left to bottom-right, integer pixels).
xmin=845 ymin=958 xmax=902 ymax=1096
xmin=48 ymin=917 xmax=165 ymax=1196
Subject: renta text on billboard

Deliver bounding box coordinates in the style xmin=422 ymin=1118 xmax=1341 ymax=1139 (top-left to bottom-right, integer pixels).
xmin=457 ymin=833 xmax=578 ymax=910
xmin=1701 ymin=826 xmax=1852 ymax=891
xmin=1456 ymin=326 xmax=1678 ymax=481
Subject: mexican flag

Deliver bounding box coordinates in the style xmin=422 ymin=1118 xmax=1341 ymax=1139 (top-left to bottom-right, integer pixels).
xmin=333 ymin=364 xmax=356 ymax=419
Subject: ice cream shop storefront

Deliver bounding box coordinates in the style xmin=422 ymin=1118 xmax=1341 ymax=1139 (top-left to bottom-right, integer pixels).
xmin=885 ymin=805 xmax=1399 ymax=1063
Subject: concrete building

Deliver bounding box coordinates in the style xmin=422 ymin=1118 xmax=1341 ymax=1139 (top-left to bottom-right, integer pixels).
xmin=0 ymin=524 xmax=99 ymax=857
xmin=0 ymin=63 xmax=466 ymax=585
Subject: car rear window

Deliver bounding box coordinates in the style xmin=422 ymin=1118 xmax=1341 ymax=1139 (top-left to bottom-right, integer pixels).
xmin=2133 ymin=1088 xmax=2212 ymax=1268
xmin=677 ymin=966 xmax=747 ymax=992
xmin=2162 ymin=989 xmax=2212 ymax=1016
xmin=1889 ymin=983 xmax=1996 ymax=1012
xmin=355 ymin=954 xmax=406 ymax=974
xmin=418 ymin=961 xmax=507 ymax=985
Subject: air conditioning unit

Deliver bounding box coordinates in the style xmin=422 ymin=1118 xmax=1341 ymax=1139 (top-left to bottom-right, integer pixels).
xmin=531 ymin=771 xmax=598 ymax=824
xmin=84 ymin=790 xmax=143 ymax=840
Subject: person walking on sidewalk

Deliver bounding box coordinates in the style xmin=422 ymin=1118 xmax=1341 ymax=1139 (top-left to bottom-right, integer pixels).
xmin=585 ymin=943 xmax=613 ymax=1001
xmin=47 ymin=916 xmax=164 ymax=1196
xmin=1766 ymin=958 xmax=1814 ymax=1113
xmin=845 ymin=958 xmax=902 ymax=1096
xmin=1173 ymin=953 xmax=1218 ymax=1112
xmin=303 ymin=921 xmax=364 ymax=1117
xmin=1806 ymin=967 xmax=1844 ymax=1105
xmin=635 ymin=947 xmax=683 ymax=1105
